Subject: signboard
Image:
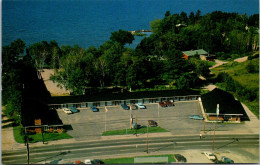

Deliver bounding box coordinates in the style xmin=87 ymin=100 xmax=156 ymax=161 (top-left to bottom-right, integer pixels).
xmin=216 ymin=104 xmax=219 ymax=115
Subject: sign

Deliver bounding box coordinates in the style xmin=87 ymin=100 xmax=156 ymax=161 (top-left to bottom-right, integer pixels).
xmin=216 ymin=104 xmax=219 ymax=115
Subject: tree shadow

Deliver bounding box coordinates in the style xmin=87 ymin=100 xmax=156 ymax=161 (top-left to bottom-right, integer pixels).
xmin=2 ymin=123 xmax=14 ymax=128
xmin=2 ymin=118 xmax=14 ymax=124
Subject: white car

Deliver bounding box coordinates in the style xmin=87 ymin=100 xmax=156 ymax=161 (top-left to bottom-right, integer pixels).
xmin=84 ymin=159 xmax=92 ymax=164
xmin=63 ymin=108 xmax=72 ymax=114
xmin=204 ymin=151 xmax=216 ymax=160
xmin=135 ymin=103 xmax=146 ymax=109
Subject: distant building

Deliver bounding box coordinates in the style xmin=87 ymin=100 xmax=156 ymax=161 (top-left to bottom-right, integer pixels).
xmin=182 ymin=49 xmax=208 ymax=60
xmin=182 ymin=49 xmax=216 ymax=61
xmin=201 ymin=88 xmax=248 ymax=122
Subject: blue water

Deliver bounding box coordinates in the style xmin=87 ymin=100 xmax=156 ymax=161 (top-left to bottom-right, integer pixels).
xmin=2 ymin=0 xmax=259 ymax=49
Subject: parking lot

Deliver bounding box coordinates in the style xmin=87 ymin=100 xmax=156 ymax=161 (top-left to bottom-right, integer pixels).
xmin=57 ymin=101 xmax=206 ymax=141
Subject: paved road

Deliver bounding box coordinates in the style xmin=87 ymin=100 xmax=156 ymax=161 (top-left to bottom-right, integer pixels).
xmin=2 ymin=134 xmax=258 ymax=164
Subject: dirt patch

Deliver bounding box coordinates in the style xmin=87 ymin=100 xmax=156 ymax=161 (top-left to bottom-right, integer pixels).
xmin=210 ymin=60 xmax=228 ymax=70
xmin=40 ymin=69 xmax=70 ymax=96
xmin=234 ymin=56 xmax=248 ymax=63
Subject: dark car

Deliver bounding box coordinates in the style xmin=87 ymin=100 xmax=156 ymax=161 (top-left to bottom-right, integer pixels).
xmin=159 ymin=102 xmax=167 ymax=107
xmin=148 ymin=120 xmax=158 ymax=127
xmin=165 ymin=100 xmax=174 ymax=107
xmin=174 ymin=154 xmax=187 ymax=162
xmin=91 ymin=159 xmax=104 ymax=164
xmin=133 ymin=122 xmax=141 ymax=129
xmin=90 ymin=106 xmax=99 ymax=112
xmin=221 ymin=156 xmax=234 ymax=164
xmin=70 ymin=107 xmax=79 ymax=113
xmin=121 ymin=104 xmax=130 ymax=110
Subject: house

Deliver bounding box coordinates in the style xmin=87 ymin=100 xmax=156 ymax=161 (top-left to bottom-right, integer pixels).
xmin=201 ymin=88 xmax=248 ymax=122
xmin=182 ymin=49 xmax=208 ymax=60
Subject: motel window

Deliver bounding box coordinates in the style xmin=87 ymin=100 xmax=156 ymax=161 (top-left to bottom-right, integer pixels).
xmin=44 ymin=126 xmax=49 ymax=131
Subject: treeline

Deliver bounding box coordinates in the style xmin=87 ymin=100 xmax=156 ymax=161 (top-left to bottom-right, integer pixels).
xmin=145 ymin=10 xmax=259 ymax=58
xmin=2 ymin=11 xmax=259 ymax=98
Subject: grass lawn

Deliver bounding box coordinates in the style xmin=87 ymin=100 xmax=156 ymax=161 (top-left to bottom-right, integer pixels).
xmin=102 ymin=126 xmax=169 ymax=136
xmin=102 ymin=154 xmax=176 ymax=164
xmin=211 ymin=58 xmax=259 ymax=90
xmin=13 ymin=126 xmax=73 ymax=143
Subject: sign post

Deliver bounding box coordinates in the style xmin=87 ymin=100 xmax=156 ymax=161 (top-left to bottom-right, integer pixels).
xmin=213 ymin=104 xmax=219 ymax=150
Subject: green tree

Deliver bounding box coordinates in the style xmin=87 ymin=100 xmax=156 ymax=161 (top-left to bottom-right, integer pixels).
xmin=110 ymin=29 xmax=134 ymax=46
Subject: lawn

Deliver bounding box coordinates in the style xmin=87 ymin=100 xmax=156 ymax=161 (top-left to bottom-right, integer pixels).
xmin=211 ymin=58 xmax=259 ymax=89
xmin=102 ymin=154 xmax=176 ymax=164
xmin=13 ymin=126 xmax=73 ymax=143
xmin=102 ymin=126 xmax=169 ymax=136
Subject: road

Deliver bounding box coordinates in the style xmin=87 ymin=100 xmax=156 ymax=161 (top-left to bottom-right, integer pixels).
xmin=2 ymin=134 xmax=258 ymax=164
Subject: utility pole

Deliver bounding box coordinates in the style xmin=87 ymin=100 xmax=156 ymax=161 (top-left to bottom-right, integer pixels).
xmin=41 ymin=126 xmax=44 ymax=144
xmin=105 ymin=106 xmax=107 ymax=132
xmin=212 ymin=122 xmax=216 ymax=150
xmin=158 ymin=103 xmax=160 ymax=126
xmin=136 ymin=114 xmax=137 ymax=137
xmin=25 ymin=128 xmax=30 ymax=164
xmin=212 ymin=104 xmax=219 ymax=150
xmin=146 ymin=125 xmax=149 ymax=154
xmin=130 ymin=105 xmax=132 ymax=129
xmin=203 ymin=119 xmax=205 ymax=134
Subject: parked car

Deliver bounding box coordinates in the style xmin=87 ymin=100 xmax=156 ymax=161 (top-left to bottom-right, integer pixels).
xmin=70 ymin=107 xmax=79 ymax=113
xmin=159 ymin=102 xmax=167 ymax=107
xmin=121 ymin=104 xmax=129 ymax=110
xmin=148 ymin=120 xmax=158 ymax=127
xmin=74 ymin=160 xmax=84 ymax=164
xmin=133 ymin=122 xmax=141 ymax=129
xmin=165 ymin=100 xmax=174 ymax=107
xmin=189 ymin=115 xmax=204 ymax=120
xmin=90 ymin=106 xmax=99 ymax=112
xmin=221 ymin=156 xmax=234 ymax=164
xmin=91 ymin=159 xmax=104 ymax=164
xmin=174 ymin=154 xmax=187 ymax=162
xmin=63 ymin=108 xmax=72 ymax=114
xmin=135 ymin=103 xmax=146 ymax=109
xmin=84 ymin=159 xmax=92 ymax=164
xmin=204 ymin=152 xmax=216 ymax=160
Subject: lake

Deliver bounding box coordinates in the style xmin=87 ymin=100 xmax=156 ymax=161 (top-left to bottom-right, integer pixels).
xmin=2 ymin=0 xmax=259 ymax=49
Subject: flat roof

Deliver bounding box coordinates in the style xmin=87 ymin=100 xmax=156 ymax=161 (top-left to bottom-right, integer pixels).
xmin=48 ymin=89 xmax=201 ymax=104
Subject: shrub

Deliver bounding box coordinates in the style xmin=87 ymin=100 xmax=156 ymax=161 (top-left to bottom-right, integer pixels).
xmin=246 ymin=61 xmax=258 ymax=73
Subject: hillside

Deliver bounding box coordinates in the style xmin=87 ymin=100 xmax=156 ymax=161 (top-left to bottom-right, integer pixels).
xmin=210 ymin=53 xmax=259 ymax=117
xmin=211 ymin=56 xmax=259 ymax=90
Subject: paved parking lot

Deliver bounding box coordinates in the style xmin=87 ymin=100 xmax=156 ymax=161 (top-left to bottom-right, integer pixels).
xmin=57 ymin=101 xmax=206 ymax=141
xmin=57 ymin=101 xmax=249 ymax=141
